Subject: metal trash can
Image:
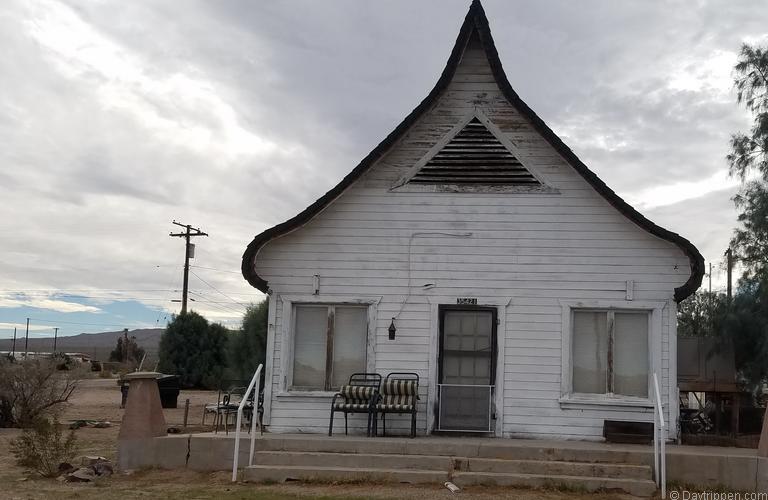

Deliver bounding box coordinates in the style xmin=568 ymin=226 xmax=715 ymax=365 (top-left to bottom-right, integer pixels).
xmin=120 ymin=374 xmax=180 ymax=409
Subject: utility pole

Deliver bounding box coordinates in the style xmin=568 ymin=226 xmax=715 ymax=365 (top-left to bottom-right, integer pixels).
xmin=11 ymin=327 xmax=16 ymax=358
xmin=169 ymin=221 xmax=208 ymax=315
xmin=123 ymin=328 xmax=128 ymax=363
xmin=708 ymin=262 xmax=713 ymax=335
xmin=53 ymin=327 xmax=59 ymax=355
xmin=24 ymin=318 xmax=29 ymax=358
xmin=725 ymin=247 xmax=733 ymax=302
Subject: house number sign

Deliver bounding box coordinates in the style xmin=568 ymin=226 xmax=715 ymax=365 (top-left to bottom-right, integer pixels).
xmin=456 ymin=297 xmax=478 ymax=305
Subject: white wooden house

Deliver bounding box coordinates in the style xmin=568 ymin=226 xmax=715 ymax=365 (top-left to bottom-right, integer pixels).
xmin=241 ymin=0 xmax=704 ymax=440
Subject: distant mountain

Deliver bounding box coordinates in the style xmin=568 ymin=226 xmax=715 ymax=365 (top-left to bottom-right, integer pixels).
xmin=0 ymin=328 xmax=164 ymax=363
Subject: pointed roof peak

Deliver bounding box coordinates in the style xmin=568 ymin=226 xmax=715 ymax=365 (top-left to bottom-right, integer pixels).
xmin=470 ymin=0 xmax=485 ymax=11
xmin=242 ymin=2 xmax=704 ymax=302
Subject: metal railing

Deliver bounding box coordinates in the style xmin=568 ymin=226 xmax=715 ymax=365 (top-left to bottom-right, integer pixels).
xmin=652 ymin=372 xmax=666 ymax=499
xmin=231 ymin=363 xmax=263 ymax=482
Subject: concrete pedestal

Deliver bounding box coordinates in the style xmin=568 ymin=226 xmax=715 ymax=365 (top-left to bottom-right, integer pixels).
xmin=117 ymin=372 xmax=167 ymax=470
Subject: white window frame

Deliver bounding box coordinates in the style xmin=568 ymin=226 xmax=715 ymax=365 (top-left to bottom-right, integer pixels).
xmin=559 ymin=300 xmax=663 ymax=408
xmin=277 ymin=295 xmax=379 ymax=397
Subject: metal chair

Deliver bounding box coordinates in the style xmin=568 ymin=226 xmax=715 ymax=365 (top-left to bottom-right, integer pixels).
xmin=328 ymin=373 xmax=381 ymax=437
xmin=243 ymin=388 xmax=265 ymax=435
xmin=377 ymin=372 xmax=419 ymax=438
xmin=214 ymin=386 xmax=246 ymax=434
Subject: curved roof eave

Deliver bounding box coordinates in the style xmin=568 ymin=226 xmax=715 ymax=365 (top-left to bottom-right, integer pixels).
xmin=241 ymin=0 xmax=704 ymax=302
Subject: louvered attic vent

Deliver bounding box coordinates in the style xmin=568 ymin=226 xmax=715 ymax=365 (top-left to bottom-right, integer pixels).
xmin=409 ymin=118 xmax=540 ymax=185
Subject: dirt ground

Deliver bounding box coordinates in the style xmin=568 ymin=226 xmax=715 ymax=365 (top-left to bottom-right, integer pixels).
xmin=0 ymin=378 xmax=637 ymax=500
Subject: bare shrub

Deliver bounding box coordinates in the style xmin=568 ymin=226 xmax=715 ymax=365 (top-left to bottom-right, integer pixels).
xmin=0 ymin=358 xmax=80 ymax=428
xmin=10 ymin=418 xmax=78 ymax=477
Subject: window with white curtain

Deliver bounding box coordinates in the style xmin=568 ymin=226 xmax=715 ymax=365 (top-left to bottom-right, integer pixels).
xmin=291 ymin=304 xmax=367 ymax=391
xmin=571 ymin=310 xmax=649 ymax=398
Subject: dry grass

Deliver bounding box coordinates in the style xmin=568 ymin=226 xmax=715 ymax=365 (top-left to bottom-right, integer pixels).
xmin=0 ymin=378 xmax=637 ymax=500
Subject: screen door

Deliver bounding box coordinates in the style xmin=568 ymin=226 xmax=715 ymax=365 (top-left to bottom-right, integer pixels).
xmin=437 ymin=307 xmax=496 ymax=431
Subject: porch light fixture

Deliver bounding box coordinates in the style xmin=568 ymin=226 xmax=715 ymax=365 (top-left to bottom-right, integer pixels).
xmin=388 ymin=318 xmax=397 ymax=340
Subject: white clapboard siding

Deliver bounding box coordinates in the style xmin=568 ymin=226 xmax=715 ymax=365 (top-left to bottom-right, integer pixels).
xmin=255 ymin=32 xmax=686 ymax=440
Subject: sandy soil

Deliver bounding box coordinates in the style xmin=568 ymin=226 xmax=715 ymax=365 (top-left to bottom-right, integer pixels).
xmin=0 ymin=378 xmax=637 ymax=500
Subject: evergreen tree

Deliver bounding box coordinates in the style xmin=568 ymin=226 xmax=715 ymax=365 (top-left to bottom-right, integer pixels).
xmin=722 ymin=279 xmax=768 ymax=389
xmin=718 ymin=43 xmax=768 ymax=390
xmin=728 ymin=44 xmax=768 ymax=279
xmin=677 ymin=290 xmax=727 ymax=338
xmin=108 ymin=335 xmax=146 ymax=365
xmin=227 ymin=301 xmax=268 ymax=382
xmin=158 ymin=312 xmax=229 ymax=389
xmin=108 ymin=337 xmax=124 ymax=362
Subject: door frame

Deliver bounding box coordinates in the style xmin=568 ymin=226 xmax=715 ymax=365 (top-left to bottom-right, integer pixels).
xmin=436 ymin=305 xmax=498 ymax=432
xmin=426 ymin=299 xmax=509 ymax=437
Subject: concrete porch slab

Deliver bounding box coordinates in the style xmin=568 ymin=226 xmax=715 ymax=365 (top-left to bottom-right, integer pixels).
xmin=118 ymin=432 xmax=764 ymax=492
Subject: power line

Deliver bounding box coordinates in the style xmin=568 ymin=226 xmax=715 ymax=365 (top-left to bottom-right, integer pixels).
xmin=189 ymin=270 xmax=248 ymax=311
xmin=188 ymin=291 xmax=245 ymax=316
xmin=189 ymin=265 xmax=243 ymax=275
xmin=0 ymin=288 xmax=180 ymax=293
xmin=26 ymin=317 xmax=145 ymax=328
xmin=157 ymin=262 xmax=183 ymax=325
xmin=0 ymin=288 xmax=261 ymax=295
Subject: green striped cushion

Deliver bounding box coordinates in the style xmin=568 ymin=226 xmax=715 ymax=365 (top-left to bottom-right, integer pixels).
xmin=381 ymin=380 xmax=418 ymax=396
xmin=340 ymin=385 xmax=375 ymax=400
xmin=378 ymin=402 xmax=414 ymax=411
xmin=378 ymin=380 xmax=417 ymax=411
xmin=333 ymin=402 xmax=371 ymax=411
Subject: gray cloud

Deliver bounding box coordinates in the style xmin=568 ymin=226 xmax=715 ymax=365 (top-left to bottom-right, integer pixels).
xmin=0 ymin=0 xmax=764 ymax=325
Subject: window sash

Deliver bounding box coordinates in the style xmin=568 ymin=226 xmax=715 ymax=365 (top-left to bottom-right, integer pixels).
xmin=291 ymin=304 xmax=367 ymax=391
xmin=571 ymin=309 xmax=649 ymax=398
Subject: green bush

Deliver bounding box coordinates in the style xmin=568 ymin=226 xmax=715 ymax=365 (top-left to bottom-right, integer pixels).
xmin=158 ymin=312 xmax=229 ymax=389
xmin=227 ymin=301 xmax=268 ymax=382
xmin=10 ymin=418 xmax=78 ymax=477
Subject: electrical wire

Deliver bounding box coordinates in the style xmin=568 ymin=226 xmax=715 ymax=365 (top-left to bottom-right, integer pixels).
xmin=392 ymin=232 xmax=473 ymax=321
xmin=188 ymin=291 xmax=246 ymax=316
xmin=189 ymin=270 xmax=248 ymax=311
xmin=26 ymin=317 xmax=145 ymax=328
xmin=189 ymin=265 xmax=243 ymax=275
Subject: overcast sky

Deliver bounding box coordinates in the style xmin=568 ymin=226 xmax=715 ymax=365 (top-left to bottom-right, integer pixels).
xmin=1 ymin=0 xmax=765 ymax=339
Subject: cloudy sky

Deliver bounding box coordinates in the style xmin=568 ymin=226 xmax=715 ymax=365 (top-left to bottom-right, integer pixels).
xmin=0 ymin=0 xmax=765 ymax=340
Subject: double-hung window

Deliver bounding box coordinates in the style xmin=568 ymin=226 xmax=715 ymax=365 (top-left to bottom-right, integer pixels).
xmin=571 ymin=309 xmax=649 ymax=398
xmin=291 ymin=304 xmax=368 ymax=391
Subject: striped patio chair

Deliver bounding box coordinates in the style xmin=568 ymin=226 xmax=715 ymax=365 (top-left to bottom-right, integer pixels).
xmin=377 ymin=372 xmax=419 ymax=438
xmin=328 ymin=373 xmax=381 ymax=437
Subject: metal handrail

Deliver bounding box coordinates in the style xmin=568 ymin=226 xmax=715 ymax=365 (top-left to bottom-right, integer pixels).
xmin=652 ymin=372 xmax=666 ymax=499
xmin=231 ymin=363 xmax=263 ymax=482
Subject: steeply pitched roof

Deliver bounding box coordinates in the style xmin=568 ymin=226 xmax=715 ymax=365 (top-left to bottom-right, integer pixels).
xmin=241 ymin=0 xmax=704 ymax=302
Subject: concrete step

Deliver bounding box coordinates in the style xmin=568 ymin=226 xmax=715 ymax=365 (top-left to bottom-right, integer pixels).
xmin=243 ymin=464 xmax=447 ymax=484
xmin=260 ymin=435 xmax=651 ymax=465
xmin=253 ymin=451 xmax=652 ymax=481
xmin=452 ymin=471 xmax=658 ymax=497
xmin=253 ymin=451 xmax=453 ymax=471
xmin=244 ymin=463 xmax=657 ymax=496
xmin=462 ymin=457 xmax=653 ymax=480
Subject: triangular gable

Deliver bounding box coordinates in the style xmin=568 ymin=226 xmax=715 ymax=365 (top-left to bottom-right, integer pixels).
xmin=242 ymin=0 xmax=704 ymax=301
xmin=392 ymin=110 xmax=550 ymax=191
